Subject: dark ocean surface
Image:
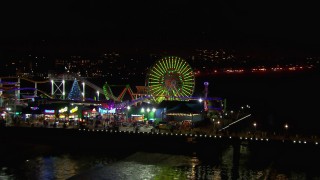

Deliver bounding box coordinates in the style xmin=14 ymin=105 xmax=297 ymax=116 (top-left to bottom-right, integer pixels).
xmin=1 ymin=139 xmax=320 ymax=180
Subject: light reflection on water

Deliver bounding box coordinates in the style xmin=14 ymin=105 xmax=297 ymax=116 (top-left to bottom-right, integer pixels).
xmin=0 ymin=145 xmax=320 ymax=180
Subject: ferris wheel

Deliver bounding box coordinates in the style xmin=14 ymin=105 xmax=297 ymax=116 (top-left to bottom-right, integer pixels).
xmin=147 ymin=56 xmax=195 ymax=103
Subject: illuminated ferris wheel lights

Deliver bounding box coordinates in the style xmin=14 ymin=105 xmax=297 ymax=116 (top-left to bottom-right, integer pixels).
xmin=147 ymin=56 xmax=195 ymax=103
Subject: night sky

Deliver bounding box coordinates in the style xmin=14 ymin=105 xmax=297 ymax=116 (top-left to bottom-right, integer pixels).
xmin=1 ymin=1 xmax=320 ymax=56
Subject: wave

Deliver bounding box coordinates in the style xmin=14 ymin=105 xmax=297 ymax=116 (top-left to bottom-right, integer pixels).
xmin=68 ymin=152 xmax=193 ymax=180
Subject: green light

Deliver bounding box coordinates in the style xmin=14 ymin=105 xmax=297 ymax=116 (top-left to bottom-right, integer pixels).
xmin=147 ymin=56 xmax=195 ymax=103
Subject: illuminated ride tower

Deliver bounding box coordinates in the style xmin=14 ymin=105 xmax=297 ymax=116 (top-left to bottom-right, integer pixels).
xmin=204 ymin=82 xmax=209 ymax=112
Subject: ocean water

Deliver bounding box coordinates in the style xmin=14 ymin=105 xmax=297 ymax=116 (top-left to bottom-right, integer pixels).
xmin=195 ymin=71 xmax=320 ymax=134
xmin=1 ymin=141 xmax=320 ymax=180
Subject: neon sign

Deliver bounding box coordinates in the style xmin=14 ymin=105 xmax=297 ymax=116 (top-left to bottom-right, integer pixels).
xmin=45 ymin=110 xmax=55 ymax=114
xmin=59 ymin=107 xmax=68 ymax=113
xmin=70 ymin=106 xmax=78 ymax=113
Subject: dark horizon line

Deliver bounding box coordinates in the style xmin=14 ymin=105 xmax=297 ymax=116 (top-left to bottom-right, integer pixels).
xmin=1 ymin=36 xmax=320 ymax=58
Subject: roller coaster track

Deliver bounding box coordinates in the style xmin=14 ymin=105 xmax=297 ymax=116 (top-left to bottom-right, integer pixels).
xmin=46 ymin=74 xmax=135 ymax=102
xmin=103 ymin=83 xmax=118 ymax=101
xmin=35 ymin=89 xmax=53 ymax=99
xmin=75 ymin=76 xmax=104 ymax=95
xmin=0 ymin=75 xmax=105 ymax=99
xmin=1 ymin=76 xmax=143 ymax=102
xmin=0 ymin=76 xmax=50 ymax=83
xmin=102 ymin=83 xmax=135 ymax=102
xmin=0 ymin=77 xmax=55 ymax=99
xmin=0 ymin=87 xmax=53 ymax=99
xmin=18 ymin=89 xmax=53 ymax=99
xmin=1 ymin=76 xmax=193 ymax=104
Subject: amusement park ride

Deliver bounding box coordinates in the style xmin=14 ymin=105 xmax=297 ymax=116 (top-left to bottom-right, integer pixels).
xmin=0 ymin=56 xmax=224 ymax=113
xmin=147 ymin=56 xmax=195 ymax=103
